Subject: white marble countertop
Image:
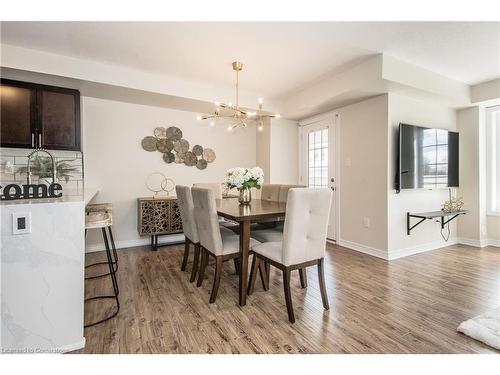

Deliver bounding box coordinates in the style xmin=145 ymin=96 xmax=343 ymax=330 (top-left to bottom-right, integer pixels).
xmin=0 ymin=187 xmax=99 ymax=206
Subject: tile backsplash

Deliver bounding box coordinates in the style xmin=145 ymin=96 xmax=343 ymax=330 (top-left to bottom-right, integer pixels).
xmin=0 ymin=148 xmax=84 ymax=191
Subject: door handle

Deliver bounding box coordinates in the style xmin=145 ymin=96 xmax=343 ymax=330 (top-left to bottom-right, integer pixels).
xmin=31 ymin=133 xmax=35 ymax=147
xmin=331 ymin=186 xmax=335 ymax=191
xmin=38 ymin=134 xmax=42 ymax=148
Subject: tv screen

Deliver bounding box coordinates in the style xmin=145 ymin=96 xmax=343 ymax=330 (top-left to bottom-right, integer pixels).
xmin=398 ymin=123 xmax=459 ymax=190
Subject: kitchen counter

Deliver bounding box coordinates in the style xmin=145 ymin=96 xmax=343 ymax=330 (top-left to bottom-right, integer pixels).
xmin=0 ymin=186 xmax=93 ymax=353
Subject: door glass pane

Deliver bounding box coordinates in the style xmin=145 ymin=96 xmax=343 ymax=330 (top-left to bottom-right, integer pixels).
xmin=307 ymin=128 xmax=328 ymax=188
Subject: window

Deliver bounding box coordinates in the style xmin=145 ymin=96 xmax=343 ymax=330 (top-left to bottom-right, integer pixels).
xmin=487 ymin=105 xmax=500 ymax=215
xmin=307 ymin=128 xmax=328 ymax=188
xmin=421 ymin=128 xmax=450 ymax=189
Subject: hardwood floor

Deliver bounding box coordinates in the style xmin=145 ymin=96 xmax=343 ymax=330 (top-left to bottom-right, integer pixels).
xmin=76 ymin=243 xmax=500 ymax=354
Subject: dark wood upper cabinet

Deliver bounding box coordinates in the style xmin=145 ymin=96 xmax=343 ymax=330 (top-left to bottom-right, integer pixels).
xmin=0 ymin=79 xmax=81 ymax=151
xmin=0 ymin=81 xmax=37 ymax=148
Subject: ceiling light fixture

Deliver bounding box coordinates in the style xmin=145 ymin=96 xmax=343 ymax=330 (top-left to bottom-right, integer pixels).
xmin=197 ymin=61 xmax=280 ymax=131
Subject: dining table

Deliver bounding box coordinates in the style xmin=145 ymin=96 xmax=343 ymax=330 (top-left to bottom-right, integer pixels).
xmin=216 ymin=198 xmax=287 ymax=306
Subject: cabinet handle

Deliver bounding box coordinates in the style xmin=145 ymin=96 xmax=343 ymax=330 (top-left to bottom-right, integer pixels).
xmin=38 ymin=134 xmax=42 ymax=148
xmin=31 ymin=133 xmax=35 ymax=147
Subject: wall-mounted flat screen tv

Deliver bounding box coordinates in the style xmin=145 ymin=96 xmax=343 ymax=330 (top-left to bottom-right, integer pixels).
xmin=396 ymin=123 xmax=459 ymax=191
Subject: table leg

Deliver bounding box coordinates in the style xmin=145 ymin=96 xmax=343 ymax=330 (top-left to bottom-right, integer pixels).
xmin=239 ymin=220 xmax=250 ymax=306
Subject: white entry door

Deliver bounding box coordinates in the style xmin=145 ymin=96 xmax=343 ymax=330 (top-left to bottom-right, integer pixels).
xmin=300 ymin=116 xmax=337 ymax=241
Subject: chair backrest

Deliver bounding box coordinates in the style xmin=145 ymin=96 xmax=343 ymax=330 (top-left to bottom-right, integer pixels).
xmin=260 ymin=184 xmax=281 ymax=201
xmin=175 ymin=185 xmax=199 ymax=243
xmin=281 ymin=188 xmax=332 ymax=266
xmin=191 ymin=187 xmax=224 ymax=255
xmin=278 ymin=184 xmax=305 ymax=203
xmin=193 ymin=183 xmax=222 ymax=199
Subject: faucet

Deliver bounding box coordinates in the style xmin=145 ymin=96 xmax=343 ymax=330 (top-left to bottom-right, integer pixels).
xmin=26 ymin=148 xmax=57 ymax=185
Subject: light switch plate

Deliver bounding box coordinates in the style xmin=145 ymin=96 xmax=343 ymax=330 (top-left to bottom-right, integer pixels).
xmin=12 ymin=212 xmax=31 ymax=235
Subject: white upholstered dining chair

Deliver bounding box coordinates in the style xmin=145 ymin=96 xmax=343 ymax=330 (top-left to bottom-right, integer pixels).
xmin=249 ymin=188 xmax=332 ymax=323
xmin=191 ymin=187 xmax=260 ymax=303
xmin=192 ymin=182 xmax=223 ymax=199
xmin=176 ymin=185 xmax=202 ymax=282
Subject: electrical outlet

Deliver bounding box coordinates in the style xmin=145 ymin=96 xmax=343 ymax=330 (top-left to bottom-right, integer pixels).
xmin=363 ymin=217 xmax=370 ymax=228
xmin=12 ymin=212 xmax=31 ymax=235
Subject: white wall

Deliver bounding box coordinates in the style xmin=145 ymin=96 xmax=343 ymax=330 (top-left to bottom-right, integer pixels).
xmin=456 ymin=107 xmax=487 ymax=245
xmin=336 ymin=95 xmax=389 ymax=257
xmin=83 ymin=97 xmax=257 ymax=251
xmin=388 ymin=93 xmax=458 ymax=258
xmin=269 ymin=118 xmax=299 ymax=184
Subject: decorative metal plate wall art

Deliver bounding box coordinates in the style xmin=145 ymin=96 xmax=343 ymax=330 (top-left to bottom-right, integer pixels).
xmin=141 ymin=126 xmax=216 ymax=170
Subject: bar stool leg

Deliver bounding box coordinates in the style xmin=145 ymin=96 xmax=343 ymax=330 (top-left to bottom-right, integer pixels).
xmin=84 ymin=227 xmax=120 ymax=328
xmin=85 ymin=226 xmax=118 ymax=280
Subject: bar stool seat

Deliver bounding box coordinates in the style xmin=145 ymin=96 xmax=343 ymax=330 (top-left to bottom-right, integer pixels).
xmin=84 ymin=203 xmax=120 ymax=327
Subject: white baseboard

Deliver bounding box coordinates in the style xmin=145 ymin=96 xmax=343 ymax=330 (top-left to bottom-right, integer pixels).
xmin=85 ymin=234 xmax=185 ymax=253
xmin=457 ymin=237 xmax=489 ymax=248
xmin=387 ymin=238 xmax=458 ymax=260
xmin=338 ymin=238 xmax=462 ymax=260
xmin=59 ymin=337 xmax=86 ymax=353
xmin=337 ymin=239 xmax=388 ymax=260
xmin=487 ymin=238 xmax=500 ymax=247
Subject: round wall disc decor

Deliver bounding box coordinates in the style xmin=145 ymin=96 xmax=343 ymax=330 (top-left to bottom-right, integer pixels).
xmin=154 ymin=127 xmax=167 ymax=138
xmin=163 ymin=152 xmax=175 ymax=164
xmin=183 ymin=151 xmax=197 ymax=166
xmin=142 ymin=126 xmax=216 ymax=170
xmin=173 ymin=139 xmax=190 ymax=154
xmin=192 ymin=145 xmax=203 ymax=156
xmin=157 ymin=138 xmax=174 ymax=153
xmin=196 ymin=159 xmax=208 ymax=170
xmin=202 ymin=148 xmax=216 ymax=163
xmin=141 ymin=136 xmax=158 ymax=152
xmin=174 ymin=153 xmax=185 ymax=164
xmin=166 ymin=126 xmax=183 ymax=141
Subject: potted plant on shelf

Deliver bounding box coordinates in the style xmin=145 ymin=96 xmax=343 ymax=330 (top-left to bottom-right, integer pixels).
xmin=225 ymin=167 xmax=264 ymax=205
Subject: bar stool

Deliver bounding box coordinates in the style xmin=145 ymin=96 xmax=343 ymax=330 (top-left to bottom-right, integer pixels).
xmin=84 ymin=204 xmax=120 ymax=327
xmin=85 ymin=203 xmax=118 ymax=280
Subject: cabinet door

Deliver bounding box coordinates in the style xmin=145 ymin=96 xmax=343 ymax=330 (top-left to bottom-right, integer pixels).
xmin=38 ymin=86 xmax=81 ymax=150
xmin=0 ymin=80 xmax=36 ymax=148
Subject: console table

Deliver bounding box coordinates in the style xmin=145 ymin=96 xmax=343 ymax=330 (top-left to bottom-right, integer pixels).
xmin=137 ymin=196 xmax=183 ymax=250
xmin=406 ymin=210 xmax=468 ymax=235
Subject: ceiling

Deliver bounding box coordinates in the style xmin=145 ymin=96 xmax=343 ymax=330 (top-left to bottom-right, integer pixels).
xmin=1 ymin=22 xmax=499 ymax=99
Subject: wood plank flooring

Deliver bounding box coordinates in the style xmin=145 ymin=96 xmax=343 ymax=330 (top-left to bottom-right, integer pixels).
xmin=76 ymin=243 xmax=500 ymax=354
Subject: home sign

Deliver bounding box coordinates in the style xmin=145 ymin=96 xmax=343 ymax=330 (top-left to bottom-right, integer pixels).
xmin=0 ymin=183 xmax=63 ymax=201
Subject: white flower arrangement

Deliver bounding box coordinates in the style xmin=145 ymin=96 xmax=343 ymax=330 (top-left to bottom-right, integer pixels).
xmin=225 ymin=167 xmax=264 ymax=191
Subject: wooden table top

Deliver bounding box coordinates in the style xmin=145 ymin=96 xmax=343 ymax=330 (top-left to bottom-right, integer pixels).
xmin=216 ymin=198 xmax=286 ymax=222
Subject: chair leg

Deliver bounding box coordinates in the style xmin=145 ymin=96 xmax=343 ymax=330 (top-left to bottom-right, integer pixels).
xmin=233 ymin=258 xmax=240 ymax=275
xmin=299 ymin=268 xmax=308 ymax=288
xmin=197 ymin=248 xmax=208 ymax=287
xmin=258 ymin=261 xmax=269 ymax=291
xmin=181 ymin=240 xmax=190 ymax=271
xmin=317 ymin=258 xmax=329 ymax=310
xmin=209 ymin=256 xmax=223 ymax=303
xmin=190 ymin=243 xmax=200 ymax=283
xmin=282 ymin=268 xmax=295 ymax=323
xmin=265 ymin=262 xmax=270 ymax=289
xmin=247 ymin=254 xmax=260 ymax=295
xmin=102 ymin=227 xmax=119 ymax=297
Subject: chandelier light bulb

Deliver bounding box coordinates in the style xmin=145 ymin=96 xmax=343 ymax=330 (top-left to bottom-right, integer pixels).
xmin=227 ymin=126 xmax=233 ymax=131
xmin=196 ymin=115 xmax=202 ymax=121
xmin=210 ymin=121 xmax=215 ymax=127
xmin=275 ymin=114 xmax=281 ymax=118
xmin=214 ymin=101 xmax=221 ymax=106
xmin=258 ymin=97 xmax=263 ymax=104
xmin=228 ymin=102 xmax=233 ymax=107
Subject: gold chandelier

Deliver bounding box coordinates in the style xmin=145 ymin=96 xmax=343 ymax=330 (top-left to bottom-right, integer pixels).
xmin=196 ymin=61 xmax=280 ymax=131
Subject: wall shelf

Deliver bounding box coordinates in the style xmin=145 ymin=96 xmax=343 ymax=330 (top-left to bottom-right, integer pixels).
xmin=406 ymin=210 xmax=468 ymax=235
